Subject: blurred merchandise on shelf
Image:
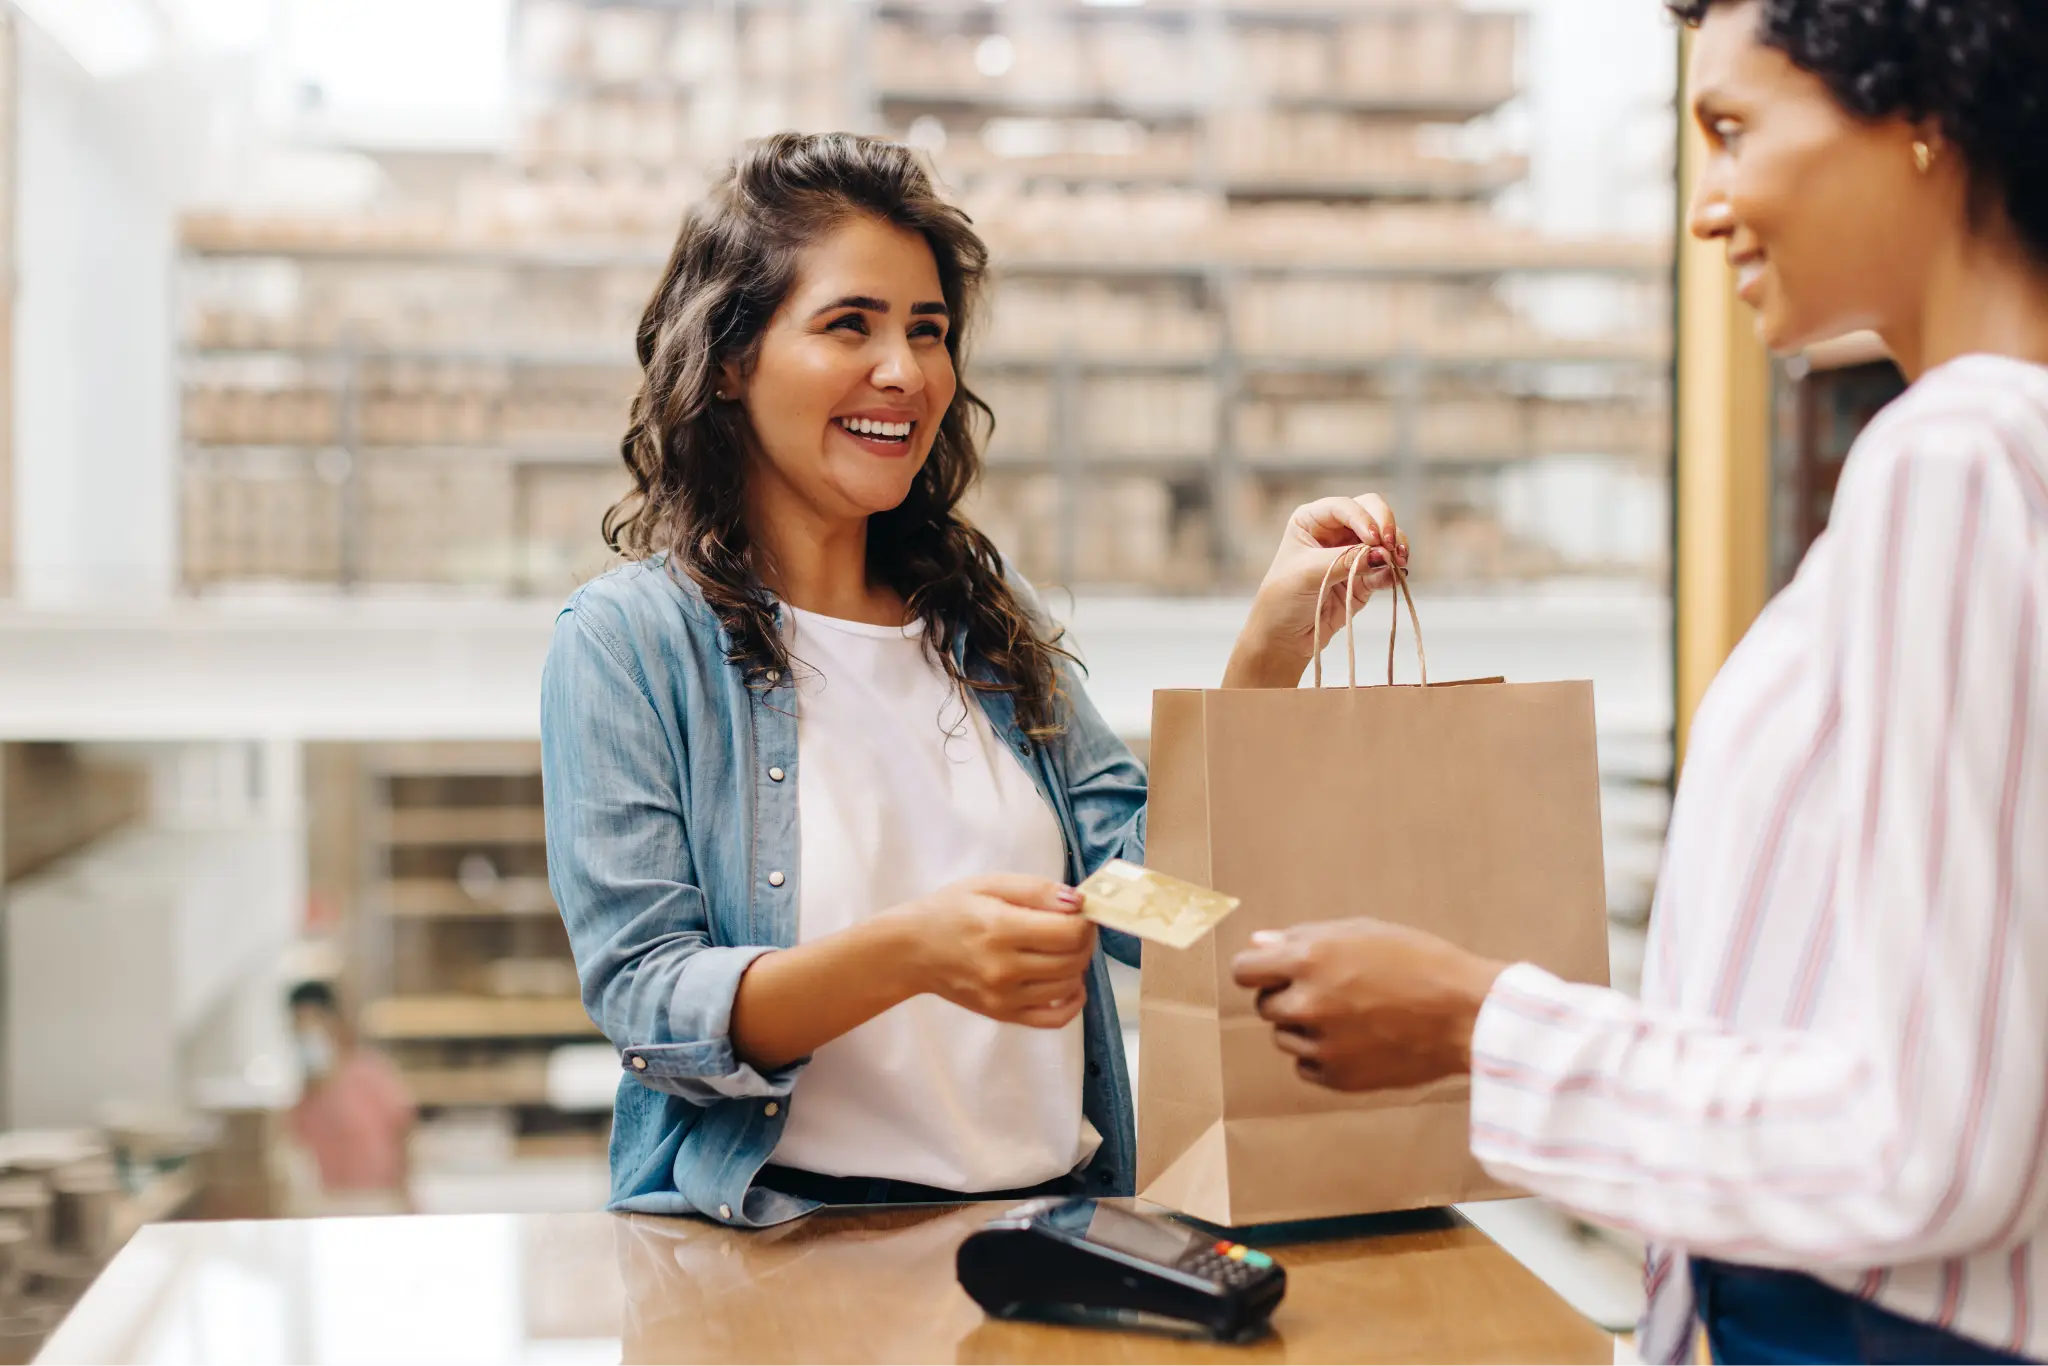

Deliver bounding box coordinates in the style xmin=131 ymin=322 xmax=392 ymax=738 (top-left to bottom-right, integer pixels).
xmin=964 ymin=471 xmax=1211 ymax=590
xmin=979 ymin=281 xmax=1218 ymax=363
xmin=0 ymin=1122 xmax=213 ymax=1363
xmin=175 ymin=0 xmax=1671 ymax=596
xmin=319 ymin=742 xmax=608 ymax=1140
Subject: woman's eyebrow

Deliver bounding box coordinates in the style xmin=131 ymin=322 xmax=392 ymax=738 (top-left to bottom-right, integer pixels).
xmin=807 ymin=296 xmax=950 ymax=319
xmin=810 ymin=294 xmax=889 ymax=317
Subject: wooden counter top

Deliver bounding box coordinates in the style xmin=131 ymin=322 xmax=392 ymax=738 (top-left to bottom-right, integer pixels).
xmin=38 ymin=1202 xmax=1612 ymax=1364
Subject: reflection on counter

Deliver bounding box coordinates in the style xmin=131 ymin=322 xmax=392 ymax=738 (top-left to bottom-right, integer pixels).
xmin=40 ymin=1204 xmax=1611 ymax=1365
xmin=24 ymin=1204 xmax=1605 ymax=1366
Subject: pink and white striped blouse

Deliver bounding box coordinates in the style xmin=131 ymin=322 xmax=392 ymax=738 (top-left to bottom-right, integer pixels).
xmin=1469 ymin=353 xmax=2048 ymax=1362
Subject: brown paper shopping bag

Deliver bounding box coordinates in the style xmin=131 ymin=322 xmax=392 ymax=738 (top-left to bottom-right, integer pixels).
xmin=1136 ymin=556 xmax=1610 ymax=1226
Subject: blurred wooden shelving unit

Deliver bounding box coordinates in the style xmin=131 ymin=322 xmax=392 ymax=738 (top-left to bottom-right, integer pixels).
xmin=352 ymin=743 xmax=601 ymax=1123
xmin=875 ymin=0 xmax=1669 ymax=587
xmin=361 ymin=995 xmax=594 ymax=1042
xmin=173 ymin=0 xmax=1672 ymax=596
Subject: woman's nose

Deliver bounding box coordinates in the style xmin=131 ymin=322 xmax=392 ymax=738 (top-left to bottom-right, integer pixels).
xmin=870 ymin=335 xmax=926 ymax=394
xmin=1688 ymin=170 xmax=1736 ymax=243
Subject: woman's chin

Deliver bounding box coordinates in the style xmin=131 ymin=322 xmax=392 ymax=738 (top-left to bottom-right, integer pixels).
xmin=1751 ymin=299 xmax=1862 ymax=359
xmin=838 ymin=471 xmax=925 ymax=518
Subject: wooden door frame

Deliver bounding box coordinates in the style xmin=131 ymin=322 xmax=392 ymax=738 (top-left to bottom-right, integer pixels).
xmin=1673 ymin=29 xmax=1773 ymax=765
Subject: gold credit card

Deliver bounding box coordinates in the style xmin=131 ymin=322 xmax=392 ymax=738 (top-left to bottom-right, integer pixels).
xmin=1077 ymin=860 xmax=1241 ymax=950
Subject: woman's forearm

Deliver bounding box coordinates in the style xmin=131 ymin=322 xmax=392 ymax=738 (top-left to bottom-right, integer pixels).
xmin=1222 ymin=621 xmax=1312 ymax=689
xmin=728 ymin=915 xmax=926 ymax=1071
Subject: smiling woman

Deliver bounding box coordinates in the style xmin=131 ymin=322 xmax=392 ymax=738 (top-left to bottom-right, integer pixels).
xmin=1225 ymin=3 xmax=2048 ymax=1364
xmin=538 ymin=131 xmax=1408 ymax=1231
xmin=1676 ymin=0 xmax=2048 ymax=367
xmin=602 ymin=132 xmax=1069 ymax=733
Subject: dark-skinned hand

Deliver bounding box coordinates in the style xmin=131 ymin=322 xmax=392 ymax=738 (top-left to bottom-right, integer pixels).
xmin=1230 ymin=918 xmax=1508 ymax=1092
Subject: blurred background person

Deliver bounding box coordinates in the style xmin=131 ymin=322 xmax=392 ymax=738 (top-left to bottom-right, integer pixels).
xmin=287 ymin=980 xmax=417 ymax=1216
xmin=1234 ymin=0 xmax=2048 ymax=1361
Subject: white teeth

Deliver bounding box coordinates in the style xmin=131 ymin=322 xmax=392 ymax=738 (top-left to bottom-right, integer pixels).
xmin=839 ymin=417 xmax=913 ymax=439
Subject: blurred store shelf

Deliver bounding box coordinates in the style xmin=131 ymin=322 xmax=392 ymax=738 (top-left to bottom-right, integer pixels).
xmin=386 ymin=808 xmax=550 ymax=846
xmin=178 ymin=228 xmax=1670 ymax=278
xmin=871 ymin=89 xmax=1520 ymax=122
xmin=403 ymin=1061 xmax=555 ymax=1109
xmin=385 ymin=876 xmax=558 ymax=918
xmin=360 ymin=996 xmax=597 ymax=1043
xmin=168 ymin=0 xmax=1672 ymax=599
xmin=324 ymin=742 xmax=608 ymax=1140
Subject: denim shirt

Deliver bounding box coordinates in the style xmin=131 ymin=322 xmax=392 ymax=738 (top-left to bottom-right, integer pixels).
xmin=539 ymin=557 xmax=1147 ymax=1227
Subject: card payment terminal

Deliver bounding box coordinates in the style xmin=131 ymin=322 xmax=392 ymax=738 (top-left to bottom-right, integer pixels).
xmin=956 ymin=1197 xmax=1286 ymax=1342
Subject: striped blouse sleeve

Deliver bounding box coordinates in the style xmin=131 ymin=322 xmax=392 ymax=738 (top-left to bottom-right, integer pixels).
xmin=1465 ymin=410 xmax=2048 ymax=1269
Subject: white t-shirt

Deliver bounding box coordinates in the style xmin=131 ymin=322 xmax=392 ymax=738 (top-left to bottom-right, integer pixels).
xmin=767 ymin=604 xmax=1101 ymax=1191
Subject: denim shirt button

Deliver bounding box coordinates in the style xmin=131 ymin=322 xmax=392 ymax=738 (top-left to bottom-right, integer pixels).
xmin=768 ymin=870 xmax=786 ymax=888
xmin=764 ymin=1102 xmax=779 ymax=1117
xmin=765 ymin=670 xmax=780 ymax=684
xmin=629 ymin=1056 xmax=647 ymax=1071
xmin=768 ymin=766 xmax=785 ymax=782
xmin=1087 ymin=1061 xmax=1103 ymax=1078
xmin=718 ymin=1204 xmax=733 ymax=1220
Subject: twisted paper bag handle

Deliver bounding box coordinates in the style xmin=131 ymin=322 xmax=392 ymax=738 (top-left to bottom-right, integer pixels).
xmin=1309 ymin=544 xmax=1429 ymax=689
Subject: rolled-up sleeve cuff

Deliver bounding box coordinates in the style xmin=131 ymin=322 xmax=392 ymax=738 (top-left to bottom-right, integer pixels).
xmin=616 ymin=945 xmax=803 ymax=1103
xmin=1468 ymin=961 xmax=1593 ymax=1156
xmin=1471 ymin=963 xmax=1571 ymax=1063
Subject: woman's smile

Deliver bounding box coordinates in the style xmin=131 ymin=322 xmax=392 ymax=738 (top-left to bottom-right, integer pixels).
xmin=831 ymin=410 xmax=920 ymax=457
xmin=1731 ymin=248 xmax=1769 ymax=304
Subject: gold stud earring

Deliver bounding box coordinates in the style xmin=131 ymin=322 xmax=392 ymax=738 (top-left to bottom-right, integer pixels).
xmin=1913 ymin=140 xmax=1934 ymax=174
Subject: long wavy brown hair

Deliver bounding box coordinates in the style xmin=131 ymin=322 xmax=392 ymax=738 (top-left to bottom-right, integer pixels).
xmin=605 ymin=131 xmax=1073 ymax=738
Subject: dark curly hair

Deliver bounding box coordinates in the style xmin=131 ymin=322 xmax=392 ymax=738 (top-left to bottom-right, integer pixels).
xmin=1669 ymin=0 xmax=2048 ymax=263
xmin=605 ymin=132 xmax=1074 ymax=737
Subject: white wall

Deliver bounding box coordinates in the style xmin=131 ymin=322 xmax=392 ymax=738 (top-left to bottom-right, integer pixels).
xmin=4 ymin=741 xmax=302 ymax=1129
xmin=1521 ymin=0 xmax=1679 ymax=239
xmin=12 ymin=19 xmax=180 ymax=604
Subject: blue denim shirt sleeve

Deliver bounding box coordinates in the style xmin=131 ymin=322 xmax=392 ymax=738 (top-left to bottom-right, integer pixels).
xmin=1052 ymin=652 xmax=1148 ymax=969
xmin=541 ymin=606 xmax=802 ymax=1105
xmin=1004 ymin=569 xmax=1150 ymax=969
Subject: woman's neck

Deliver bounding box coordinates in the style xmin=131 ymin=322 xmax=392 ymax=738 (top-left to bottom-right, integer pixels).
xmin=745 ymin=478 xmax=905 ymax=627
xmin=1885 ymin=226 xmax=2048 ymax=382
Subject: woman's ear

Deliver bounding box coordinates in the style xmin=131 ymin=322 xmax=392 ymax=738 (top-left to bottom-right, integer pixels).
xmin=714 ymin=361 xmax=744 ymax=403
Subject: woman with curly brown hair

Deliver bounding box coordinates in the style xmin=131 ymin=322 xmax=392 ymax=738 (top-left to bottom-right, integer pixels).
xmin=540 ymin=132 xmax=1405 ymax=1230
xmin=1231 ymin=0 xmax=2048 ymax=1360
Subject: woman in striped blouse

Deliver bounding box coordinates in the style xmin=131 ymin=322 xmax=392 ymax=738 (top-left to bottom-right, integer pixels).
xmin=1231 ymin=0 xmax=2048 ymax=1361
